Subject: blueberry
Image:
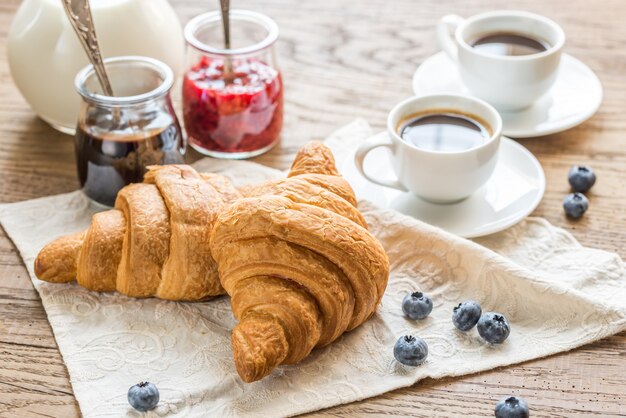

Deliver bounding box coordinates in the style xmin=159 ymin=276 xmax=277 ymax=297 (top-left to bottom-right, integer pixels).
xmin=452 ymin=300 xmax=482 ymax=331
xmin=477 ymin=312 xmax=510 ymax=344
xmin=393 ymin=335 xmax=428 ymax=366
xmin=495 ymin=396 xmax=530 ymax=418
xmin=568 ymin=165 xmax=596 ymax=193
xmin=128 ymin=381 xmax=159 ymax=412
xmin=402 ymin=291 xmax=433 ymax=320
xmin=563 ymin=192 xmax=589 ymax=219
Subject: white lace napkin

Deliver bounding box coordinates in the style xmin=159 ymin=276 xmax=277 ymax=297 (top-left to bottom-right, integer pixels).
xmin=0 ymin=120 xmax=624 ymax=418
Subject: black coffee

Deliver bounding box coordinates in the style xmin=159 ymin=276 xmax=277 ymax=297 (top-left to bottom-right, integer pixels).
xmin=469 ymin=32 xmax=549 ymax=56
xmin=399 ymin=112 xmax=490 ymax=152
xmin=75 ymin=124 xmax=184 ymax=206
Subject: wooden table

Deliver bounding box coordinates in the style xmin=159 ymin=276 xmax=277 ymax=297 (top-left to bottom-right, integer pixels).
xmin=1 ymin=0 xmax=624 ymax=416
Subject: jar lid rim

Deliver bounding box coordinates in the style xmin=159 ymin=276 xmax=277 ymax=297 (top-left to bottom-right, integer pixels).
xmin=184 ymin=10 xmax=279 ymax=56
xmin=74 ymin=56 xmax=174 ymax=106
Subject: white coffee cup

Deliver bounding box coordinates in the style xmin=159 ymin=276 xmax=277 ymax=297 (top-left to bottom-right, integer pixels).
xmin=437 ymin=11 xmax=565 ymax=111
xmin=355 ymin=94 xmax=502 ymax=203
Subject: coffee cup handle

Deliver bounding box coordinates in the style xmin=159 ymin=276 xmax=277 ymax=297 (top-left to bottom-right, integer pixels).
xmin=437 ymin=14 xmax=464 ymax=61
xmin=354 ymin=135 xmax=408 ymax=192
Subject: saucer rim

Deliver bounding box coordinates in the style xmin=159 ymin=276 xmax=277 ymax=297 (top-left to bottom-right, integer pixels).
xmin=461 ymin=137 xmax=545 ymax=238
xmin=411 ymin=52 xmax=603 ymax=139
xmin=342 ymin=137 xmax=546 ymax=238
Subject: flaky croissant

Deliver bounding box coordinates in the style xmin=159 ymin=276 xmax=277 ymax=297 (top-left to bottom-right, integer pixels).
xmin=35 ymin=165 xmax=240 ymax=300
xmin=34 ymin=142 xmax=390 ymax=383
xmin=211 ymin=142 xmax=389 ymax=382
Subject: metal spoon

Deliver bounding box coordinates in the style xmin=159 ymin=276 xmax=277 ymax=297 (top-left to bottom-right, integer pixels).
xmin=219 ymin=0 xmax=233 ymax=82
xmin=219 ymin=0 xmax=231 ymax=50
xmin=62 ymin=0 xmax=114 ymax=96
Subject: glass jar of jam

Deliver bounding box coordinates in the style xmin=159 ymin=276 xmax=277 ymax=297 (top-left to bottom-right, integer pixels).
xmin=74 ymin=56 xmax=185 ymax=206
xmin=183 ymin=10 xmax=283 ymax=159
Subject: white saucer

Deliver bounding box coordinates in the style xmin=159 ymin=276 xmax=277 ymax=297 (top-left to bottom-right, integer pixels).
xmin=412 ymin=52 xmax=603 ymax=138
xmin=341 ymin=135 xmax=545 ymax=238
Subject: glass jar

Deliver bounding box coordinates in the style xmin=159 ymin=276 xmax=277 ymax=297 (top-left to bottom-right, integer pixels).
xmin=75 ymin=56 xmax=185 ymax=206
xmin=8 ymin=0 xmax=184 ymax=135
xmin=183 ymin=10 xmax=283 ymax=159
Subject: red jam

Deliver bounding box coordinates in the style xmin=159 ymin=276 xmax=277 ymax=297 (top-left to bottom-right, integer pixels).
xmin=182 ymin=56 xmax=283 ymax=154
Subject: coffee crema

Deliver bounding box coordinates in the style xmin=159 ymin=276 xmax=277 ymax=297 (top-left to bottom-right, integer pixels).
xmin=469 ymin=31 xmax=549 ymax=56
xmin=398 ymin=111 xmax=491 ymax=153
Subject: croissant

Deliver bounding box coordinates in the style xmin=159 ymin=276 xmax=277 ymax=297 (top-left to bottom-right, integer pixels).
xmin=210 ymin=142 xmax=389 ymax=382
xmin=34 ymin=142 xmax=390 ymax=383
xmin=34 ymin=165 xmax=240 ymax=300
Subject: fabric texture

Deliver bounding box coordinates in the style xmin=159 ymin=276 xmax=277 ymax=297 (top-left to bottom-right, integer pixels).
xmin=0 ymin=120 xmax=624 ymax=417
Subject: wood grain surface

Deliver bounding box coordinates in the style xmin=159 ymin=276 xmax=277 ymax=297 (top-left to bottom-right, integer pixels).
xmin=0 ymin=0 xmax=625 ymax=416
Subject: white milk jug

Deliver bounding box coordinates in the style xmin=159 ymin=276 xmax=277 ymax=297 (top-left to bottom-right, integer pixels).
xmin=8 ymin=0 xmax=185 ymax=134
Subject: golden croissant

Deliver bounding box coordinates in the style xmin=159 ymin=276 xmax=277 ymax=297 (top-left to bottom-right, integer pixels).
xmin=34 ymin=141 xmax=389 ymax=382
xmin=35 ymin=165 xmax=241 ymax=300
xmin=214 ymin=142 xmax=389 ymax=382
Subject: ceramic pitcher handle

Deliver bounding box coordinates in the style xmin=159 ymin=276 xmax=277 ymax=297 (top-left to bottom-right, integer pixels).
xmin=437 ymin=14 xmax=465 ymax=61
xmin=354 ymin=136 xmax=408 ymax=192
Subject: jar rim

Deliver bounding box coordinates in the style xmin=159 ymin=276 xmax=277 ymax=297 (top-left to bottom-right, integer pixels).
xmin=74 ymin=56 xmax=174 ymax=106
xmin=184 ymin=10 xmax=279 ymax=56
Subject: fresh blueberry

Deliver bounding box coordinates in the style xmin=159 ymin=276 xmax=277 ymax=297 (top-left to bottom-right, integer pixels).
xmin=402 ymin=291 xmax=433 ymax=320
xmin=495 ymin=396 xmax=530 ymax=418
xmin=563 ymin=192 xmax=589 ymax=219
xmin=128 ymin=381 xmax=159 ymax=412
xmin=452 ymin=300 xmax=482 ymax=331
xmin=393 ymin=335 xmax=428 ymax=366
xmin=568 ymin=165 xmax=596 ymax=193
xmin=477 ymin=312 xmax=510 ymax=344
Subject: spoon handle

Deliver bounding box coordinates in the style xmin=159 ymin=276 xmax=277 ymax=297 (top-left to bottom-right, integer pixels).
xmin=62 ymin=0 xmax=114 ymax=96
xmin=219 ymin=0 xmax=233 ymax=80
xmin=219 ymin=0 xmax=231 ymax=49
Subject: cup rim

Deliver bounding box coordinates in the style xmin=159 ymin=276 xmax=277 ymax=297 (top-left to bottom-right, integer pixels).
xmin=455 ymin=10 xmax=566 ymax=61
xmin=184 ymin=9 xmax=279 ymax=56
xmin=75 ymin=56 xmax=174 ymax=106
xmin=387 ymin=94 xmax=503 ymax=156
